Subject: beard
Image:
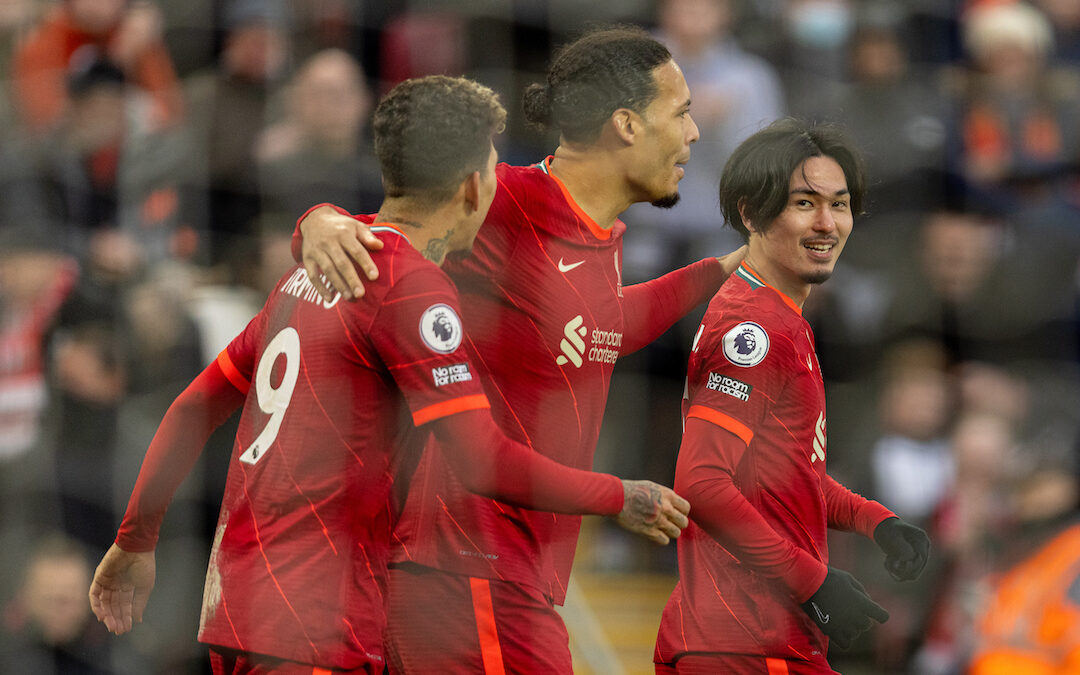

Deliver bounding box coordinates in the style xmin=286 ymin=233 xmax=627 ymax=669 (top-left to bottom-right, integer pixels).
xmin=802 ymin=268 xmax=834 ymax=285
xmin=650 ymin=192 xmax=681 ymax=209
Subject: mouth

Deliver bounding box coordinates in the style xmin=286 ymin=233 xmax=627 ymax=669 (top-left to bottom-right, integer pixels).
xmin=804 ymin=240 xmax=839 ymax=260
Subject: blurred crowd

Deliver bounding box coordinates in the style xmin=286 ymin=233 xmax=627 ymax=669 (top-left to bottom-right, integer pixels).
xmin=0 ymin=0 xmax=1078 ymax=673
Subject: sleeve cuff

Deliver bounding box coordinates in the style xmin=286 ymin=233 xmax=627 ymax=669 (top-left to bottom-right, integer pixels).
xmin=788 ymin=549 xmax=829 ymax=603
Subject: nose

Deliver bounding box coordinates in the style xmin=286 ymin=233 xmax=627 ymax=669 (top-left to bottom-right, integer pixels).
xmin=686 ymin=112 xmax=700 ymax=144
xmin=814 ymin=205 xmax=836 ymax=232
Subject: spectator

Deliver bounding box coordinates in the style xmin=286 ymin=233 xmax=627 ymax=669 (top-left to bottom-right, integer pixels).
xmin=257 ymin=48 xmax=381 ymax=232
xmin=948 ymin=1 xmax=1080 ymax=212
xmin=0 ymin=533 xmax=111 ymax=674
xmin=0 ymin=53 xmax=187 ymax=263
xmin=0 ymin=229 xmax=77 ymax=469
xmin=881 ymin=203 xmax=1078 ymax=366
xmin=182 ymin=0 xmax=289 ymax=279
xmin=829 ymin=18 xmax=948 ymax=214
xmin=870 ymin=341 xmax=955 ymax=525
xmin=0 ymin=230 xmax=78 ymax=592
xmin=12 ymin=0 xmax=183 ymax=135
xmin=915 ymin=411 xmax=1021 ymax=674
xmin=624 ymin=0 xmax=783 ymax=277
xmin=768 ymin=0 xmax=856 ymax=118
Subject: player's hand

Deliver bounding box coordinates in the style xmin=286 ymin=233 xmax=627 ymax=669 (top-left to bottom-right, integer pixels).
xmin=88 ymin=543 xmax=156 ymax=635
xmin=715 ymin=245 xmax=747 ymax=278
xmin=800 ymin=567 xmax=889 ymax=650
xmin=615 ymin=480 xmax=690 ymax=546
xmin=873 ymin=516 xmax=930 ymax=581
xmin=300 ymin=205 xmax=383 ymax=302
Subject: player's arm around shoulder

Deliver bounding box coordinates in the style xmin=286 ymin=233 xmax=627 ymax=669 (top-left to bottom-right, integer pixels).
xmin=295 ymin=204 xmax=383 ymax=301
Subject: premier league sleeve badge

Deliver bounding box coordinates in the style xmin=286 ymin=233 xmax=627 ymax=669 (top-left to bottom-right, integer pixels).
xmin=722 ymin=321 xmax=769 ymax=367
xmin=419 ymin=303 xmax=464 ymax=353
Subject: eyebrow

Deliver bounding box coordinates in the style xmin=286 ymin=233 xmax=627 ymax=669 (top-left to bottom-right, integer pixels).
xmin=790 ymin=187 xmax=850 ymax=198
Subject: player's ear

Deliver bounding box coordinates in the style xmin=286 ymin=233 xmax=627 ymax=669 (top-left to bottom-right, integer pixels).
xmin=610 ymin=108 xmax=637 ymax=145
xmin=737 ymin=199 xmax=757 ymax=233
xmin=462 ymin=171 xmax=481 ymax=213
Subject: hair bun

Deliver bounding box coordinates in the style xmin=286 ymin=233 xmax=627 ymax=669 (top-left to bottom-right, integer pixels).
xmin=522 ymin=82 xmax=552 ymax=128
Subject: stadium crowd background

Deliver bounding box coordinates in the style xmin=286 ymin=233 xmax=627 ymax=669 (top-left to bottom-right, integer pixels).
xmin=1 ymin=0 xmax=1079 ymax=673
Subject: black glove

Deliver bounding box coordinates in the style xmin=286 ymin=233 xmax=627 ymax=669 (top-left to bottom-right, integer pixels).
xmin=873 ymin=516 xmax=930 ymax=581
xmin=800 ymin=567 xmax=889 ymax=650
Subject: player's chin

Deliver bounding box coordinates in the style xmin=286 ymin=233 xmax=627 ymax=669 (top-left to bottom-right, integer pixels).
xmin=802 ymin=267 xmax=836 ymax=286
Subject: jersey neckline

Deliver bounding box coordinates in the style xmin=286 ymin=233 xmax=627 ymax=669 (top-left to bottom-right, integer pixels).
xmin=370 ymin=223 xmax=411 ymax=243
xmin=537 ymin=156 xmax=613 ymax=241
xmin=737 ymin=263 xmax=802 ymax=316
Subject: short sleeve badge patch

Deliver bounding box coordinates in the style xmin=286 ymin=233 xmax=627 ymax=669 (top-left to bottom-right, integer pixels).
xmin=419 ymin=304 xmax=463 ymax=353
xmin=722 ymin=321 xmax=769 ymax=367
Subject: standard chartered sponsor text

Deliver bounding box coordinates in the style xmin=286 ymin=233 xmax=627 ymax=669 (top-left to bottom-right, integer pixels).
xmin=588 ymin=328 xmax=621 ymax=364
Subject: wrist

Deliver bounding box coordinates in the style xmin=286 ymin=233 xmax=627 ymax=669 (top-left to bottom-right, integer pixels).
xmin=789 ymin=550 xmax=829 ymax=603
xmin=873 ymin=516 xmax=901 ymax=546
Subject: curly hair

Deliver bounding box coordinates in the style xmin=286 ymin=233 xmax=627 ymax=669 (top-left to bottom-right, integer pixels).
xmin=374 ymin=75 xmax=506 ymax=204
xmin=522 ymin=25 xmax=671 ymax=145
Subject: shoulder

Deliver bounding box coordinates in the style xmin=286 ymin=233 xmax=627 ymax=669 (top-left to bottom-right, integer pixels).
xmin=494 ymin=160 xmax=556 ymax=201
xmin=702 ymin=280 xmax=799 ymax=364
xmin=481 ymin=161 xmax=555 ymax=242
xmin=370 ymin=228 xmax=447 ymax=285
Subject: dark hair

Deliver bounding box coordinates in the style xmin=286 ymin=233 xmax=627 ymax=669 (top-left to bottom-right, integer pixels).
xmin=374 ymin=75 xmax=506 ymax=205
xmin=719 ymin=118 xmax=865 ymax=241
xmin=522 ymin=25 xmax=671 ymax=144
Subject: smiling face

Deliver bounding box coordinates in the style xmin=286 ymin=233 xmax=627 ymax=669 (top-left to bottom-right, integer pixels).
xmin=630 ymin=60 xmax=699 ymax=208
xmin=745 ymin=155 xmax=853 ymax=304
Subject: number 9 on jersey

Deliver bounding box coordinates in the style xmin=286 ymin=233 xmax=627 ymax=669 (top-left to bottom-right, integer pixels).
xmin=239 ymin=327 xmax=300 ymax=465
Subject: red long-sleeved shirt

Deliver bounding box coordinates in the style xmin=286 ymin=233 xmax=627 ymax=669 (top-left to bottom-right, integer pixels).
xmin=293 ymin=159 xmax=730 ymax=603
xmin=117 ymin=225 xmax=623 ymax=670
xmin=655 ymin=264 xmax=893 ymax=665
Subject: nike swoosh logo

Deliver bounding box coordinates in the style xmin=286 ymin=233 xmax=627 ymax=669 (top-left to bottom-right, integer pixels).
xmin=812 ymin=601 xmax=830 ymax=624
xmin=557 ymin=258 xmax=585 ymax=273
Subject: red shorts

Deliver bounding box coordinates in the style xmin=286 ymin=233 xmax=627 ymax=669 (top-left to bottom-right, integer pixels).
xmin=654 ymin=653 xmax=838 ymax=674
xmin=208 ymin=647 xmax=382 ymax=675
xmin=385 ymin=563 xmax=572 ymax=674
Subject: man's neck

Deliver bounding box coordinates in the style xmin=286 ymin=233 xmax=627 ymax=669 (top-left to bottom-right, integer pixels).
xmin=743 ymin=253 xmax=811 ymax=309
xmin=548 ymin=145 xmax=634 ymax=230
xmin=376 ymin=201 xmax=457 ymax=266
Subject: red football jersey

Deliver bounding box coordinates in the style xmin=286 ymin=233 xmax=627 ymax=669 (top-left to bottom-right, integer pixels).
xmin=197 ymin=225 xmax=489 ymax=670
xmin=655 ymin=263 xmax=892 ymax=665
xmin=389 ymin=160 xmax=727 ymax=603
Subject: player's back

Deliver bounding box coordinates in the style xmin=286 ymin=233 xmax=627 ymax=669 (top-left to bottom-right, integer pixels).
xmin=198 ymin=227 xmax=446 ymax=670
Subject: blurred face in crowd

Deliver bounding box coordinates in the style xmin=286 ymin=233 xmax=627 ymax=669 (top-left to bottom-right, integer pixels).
xmin=225 ymin=22 xmax=288 ymax=82
xmin=629 ymin=59 xmax=698 ymax=208
xmin=745 ymin=155 xmax=853 ymax=302
xmin=293 ymin=50 xmax=371 ymax=149
xmin=68 ymin=84 xmax=126 ymax=152
xmin=880 ymin=368 xmax=951 ymax=441
xmin=920 ymin=211 xmax=999 ymax=303
xmin=67 ymin=0 xmax=126 ymax=35
xmin=850 ymin=29 xmax=907 ymax=83
xmin=659 ymin=0 xmax=732 ymax=52
xmin=22 ymin=555 xmax=92 ymax=645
